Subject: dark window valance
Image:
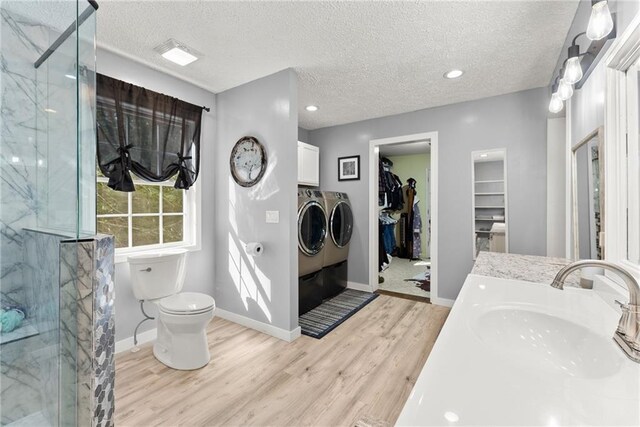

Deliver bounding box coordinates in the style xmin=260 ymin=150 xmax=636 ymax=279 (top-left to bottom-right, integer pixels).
xmin=96 ymin=73 xmax=203 ymax=192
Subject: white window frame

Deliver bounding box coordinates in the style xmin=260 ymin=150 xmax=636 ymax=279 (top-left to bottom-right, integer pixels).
xmin=603 ymin=11 xmax=640 ymax=280
xmin=97 ymin=177 xmax=201 ymax=263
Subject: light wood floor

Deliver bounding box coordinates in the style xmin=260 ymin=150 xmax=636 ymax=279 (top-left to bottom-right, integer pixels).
xmin=115 ymin=295 xmax=450 ymax=427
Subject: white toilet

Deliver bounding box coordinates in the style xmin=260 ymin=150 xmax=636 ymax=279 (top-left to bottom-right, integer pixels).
xmin=128 ymin=250 xmax=215 ymax=370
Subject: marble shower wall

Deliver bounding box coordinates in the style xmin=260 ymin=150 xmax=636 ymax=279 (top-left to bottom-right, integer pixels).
xmin=0 ymin=8 xmax=52 ymax=422
xmin=60 ymin=234 xmax=115 ymax=427
xmin=1 ymin=4 xmax=103 ymax=425
xmin=0 ymin=3 xmax=96 ymax=312
xmin=2 ymin=231 xmax=116 ymax=426
xmin=0 ymin=6 xmax=48 ymax=310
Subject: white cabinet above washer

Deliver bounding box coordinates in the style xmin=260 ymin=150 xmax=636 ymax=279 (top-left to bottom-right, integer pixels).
xmin=298 ymin=141 xmax=320 ymax=187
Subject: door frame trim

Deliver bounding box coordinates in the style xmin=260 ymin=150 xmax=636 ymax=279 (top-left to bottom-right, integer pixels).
xmin=368 ymin=131 xmax=443 ymax=305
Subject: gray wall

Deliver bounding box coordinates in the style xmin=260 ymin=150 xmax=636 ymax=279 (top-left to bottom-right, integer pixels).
xmin=214 ymin=69 xmax=299 ymax=332
xmin=546 ymin=117 xmax=566 ymax=257
xmin=308 ymin=88 xmax=548 ymax=300
xmin=97 ymin=49 xmax=217 ymax=342
xmin=298 ymin=127 xmax=310 ymax=143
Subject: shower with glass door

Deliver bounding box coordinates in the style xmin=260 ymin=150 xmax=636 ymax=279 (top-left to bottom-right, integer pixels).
xmin=0 ymin=1 xmax=113 ymax=426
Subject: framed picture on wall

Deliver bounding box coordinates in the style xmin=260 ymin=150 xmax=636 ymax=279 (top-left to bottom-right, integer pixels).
xmin=338 ymin=155 xmax=360 ymax=181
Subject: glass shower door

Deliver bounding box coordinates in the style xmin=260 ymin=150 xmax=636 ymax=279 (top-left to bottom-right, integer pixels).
xmin=0 ymin=1 xmax=97 ymax=425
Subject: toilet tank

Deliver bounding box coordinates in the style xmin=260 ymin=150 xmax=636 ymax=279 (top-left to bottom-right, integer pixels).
xmin=128 ymin=250 xmax=188 ymax=301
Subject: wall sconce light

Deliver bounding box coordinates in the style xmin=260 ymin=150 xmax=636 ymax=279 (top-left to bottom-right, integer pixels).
xmin=549 ymin=79 xmax=564 ymax=114
xmin=587 ymin=0 xmax=614 ymax=41
xmin=557 ymin=78 xmax=574 ymax=101
xmin=548 ymin=3 xmax=615 ymax=113
xmin=564 ymin=42 xmax=584 ymax=84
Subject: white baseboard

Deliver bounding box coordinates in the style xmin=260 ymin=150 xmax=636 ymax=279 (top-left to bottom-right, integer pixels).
xmin=216 ymin=308 xmax=301 ymax=342
xmin=431 ymin=297 xmax=455 ymax=308
xmin=115 ymin=328 xmax=157 ymax=354
xmin=347 ymin=281 xmax=373 ymax=292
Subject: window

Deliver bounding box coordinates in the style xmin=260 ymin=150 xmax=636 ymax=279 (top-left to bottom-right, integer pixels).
xmin=94 ymin=74 xmax=202 ymax=255
xmin=97 ymin=173 xmax=197 ymax=252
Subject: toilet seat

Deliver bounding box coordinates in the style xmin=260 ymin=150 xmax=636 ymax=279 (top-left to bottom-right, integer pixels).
xmin=159 ymin=292 xmax=215 ymax=315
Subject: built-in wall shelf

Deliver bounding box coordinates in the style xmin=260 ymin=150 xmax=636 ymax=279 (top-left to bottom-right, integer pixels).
xmin=0 ymin=319 xmax=39 ymax=346
xmin=472 ymin=150 xmax=508 ymax=260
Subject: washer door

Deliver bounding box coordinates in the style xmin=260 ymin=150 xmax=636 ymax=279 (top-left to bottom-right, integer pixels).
xmin=330 ymin=201 xmax=353 ymax=248
xmin=298 ymin=201 xmax=327 ymax=256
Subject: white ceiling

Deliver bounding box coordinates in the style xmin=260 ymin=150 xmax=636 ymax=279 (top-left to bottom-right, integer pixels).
xmin=379 ymin=141 xmax=431 ymax=157
xmin=96 ymin=0 xmax=579 ymax=130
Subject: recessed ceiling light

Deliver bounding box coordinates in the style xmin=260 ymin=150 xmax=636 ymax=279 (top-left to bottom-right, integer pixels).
xmin=480 ymin=153 xmax=489 ymax=158
xmin=305 ymin=105 xmax=319 ymax=112
xmin=444 ymin=69 xmax=464 ymax=79
xmin=44 ymin=108 xmax=57 ymax=113
xmin=154 ymin=39 xmax=200 ymax=66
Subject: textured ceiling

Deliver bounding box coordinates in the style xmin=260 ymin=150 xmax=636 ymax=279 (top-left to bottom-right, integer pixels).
xmin=96 ymin=0 xmax=579 ymax=130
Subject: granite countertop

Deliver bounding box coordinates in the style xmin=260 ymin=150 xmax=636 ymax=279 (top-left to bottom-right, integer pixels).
xmin=471 ymin=251 xmax=580 ymax=285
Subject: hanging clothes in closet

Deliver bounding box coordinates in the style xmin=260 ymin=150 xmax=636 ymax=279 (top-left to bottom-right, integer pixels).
xmin=397 ymin=178 xmax=422 ymax=260
xmin=379 ymin=212 xmax=397 ymax=255
xmin=412 ymin=200 xmax=422 ymax=258
xmin=378 ymin=157 xmax=404 ymax=210
xmin=378 ymin=221 xmax=390 ymax=272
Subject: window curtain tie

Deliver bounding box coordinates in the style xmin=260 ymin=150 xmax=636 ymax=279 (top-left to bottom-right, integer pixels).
xmin=107 ymin=144 xmax=135 ymax=192
xmin=173 ymin=152 xmax=194 ymax=190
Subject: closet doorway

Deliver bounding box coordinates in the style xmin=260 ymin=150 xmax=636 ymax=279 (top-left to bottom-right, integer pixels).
xmin=368 ymin=132 xmax=439 ymax=304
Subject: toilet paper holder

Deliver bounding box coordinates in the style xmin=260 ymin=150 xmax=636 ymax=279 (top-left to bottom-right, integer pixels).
xmin=246 ymin=242 xmax=264 ymax=257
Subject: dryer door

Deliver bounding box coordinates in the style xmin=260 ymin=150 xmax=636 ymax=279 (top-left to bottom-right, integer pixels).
xmin=298 ymin=201 xmax=327 ymax=256
xmin=330 ymin=201 xmax=353 ymax=248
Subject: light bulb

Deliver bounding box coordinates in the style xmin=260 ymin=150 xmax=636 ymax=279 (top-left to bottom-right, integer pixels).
xmin=549 ymin=93 xmax=564 ymax=113
xmin=564 ymin=57 xmax=583 ymax=84
xmin=557 ymin=79 xmax=574 ymax=101
xmin=587 ymin=0 xmax=614 ymax=41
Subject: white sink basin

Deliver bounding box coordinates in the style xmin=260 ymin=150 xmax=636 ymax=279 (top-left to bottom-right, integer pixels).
xmin=473 ymin=306 xmax=622 ymax=379
xmin=397 ymin=274 xmax=640 ymax=426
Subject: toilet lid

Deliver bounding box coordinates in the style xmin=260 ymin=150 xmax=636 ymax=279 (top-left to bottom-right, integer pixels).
xmin=159 ymin=292 xmax=215 ymax=314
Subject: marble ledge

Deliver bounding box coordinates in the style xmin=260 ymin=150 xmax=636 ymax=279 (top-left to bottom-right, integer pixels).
xmin=471 ymin=251 xmax=580 ymax=286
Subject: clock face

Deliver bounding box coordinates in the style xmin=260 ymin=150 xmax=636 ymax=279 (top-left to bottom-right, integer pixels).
xmin=230 ymin=136 xmax=267 ymax=187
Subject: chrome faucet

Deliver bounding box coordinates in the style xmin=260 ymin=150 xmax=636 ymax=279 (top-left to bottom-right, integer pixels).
xmin=551 ymin=260 xmax=640 ymax=363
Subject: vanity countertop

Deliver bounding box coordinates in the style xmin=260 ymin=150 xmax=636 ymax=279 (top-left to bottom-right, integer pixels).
xmin=472 ymin=251 xmax=579 ymax=285
xmin=396 ymin=274 xmax=639 ymax=426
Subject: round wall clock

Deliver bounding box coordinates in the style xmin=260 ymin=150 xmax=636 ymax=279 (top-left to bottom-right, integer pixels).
xmin=230 ymin=136 xmax=267 ymax=187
